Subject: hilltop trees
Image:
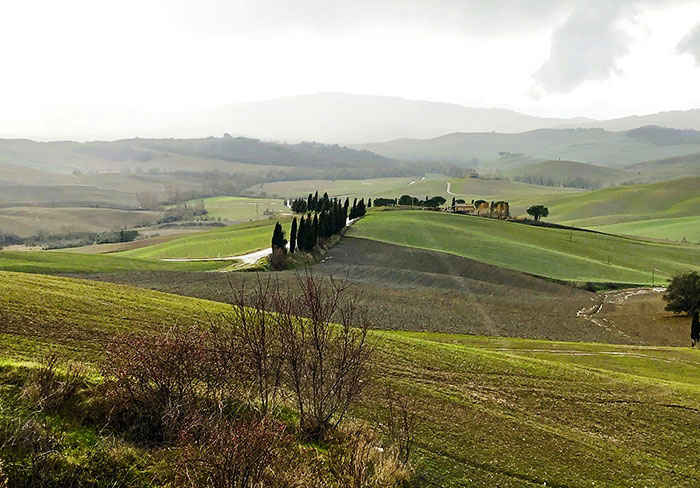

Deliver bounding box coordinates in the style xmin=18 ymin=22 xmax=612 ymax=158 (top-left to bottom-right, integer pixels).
xmin=527 ymin=205 xmax=549 ymax=221
xmin=664 ymin=271 xmax=700 ymax=347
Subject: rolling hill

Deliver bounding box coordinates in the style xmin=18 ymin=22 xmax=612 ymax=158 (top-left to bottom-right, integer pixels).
xmin=2 ymin=270 xmax=700 ymax=486
xmin=540 ymin=177 xmax=700 ymax=228
xmin=505 ymin=160 xmax=635 ymax=189
xmin=358 ymin=126 xmax=700 ymax=170
xmin=349 ymin=210 xmax=700 ymax=284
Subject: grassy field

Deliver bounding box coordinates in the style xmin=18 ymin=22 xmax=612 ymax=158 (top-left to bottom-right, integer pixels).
xmin=118 ymin=218 xmax=287 ymax=259
xmin=349 ymin=210 xmax=700 ymax=284
xmin=0 ymin=250 xmax=227 ymax=274
xmin=540 ymin=177 xmax=700 ymax=228
xmin=2 ymin=270 xmax=700 ymax=486
xmin=0 ymin=206 xmax=161 ymax=237
xmin=248 ymin=174 xmax=583 ymax=202
xmin=592 ymin=216 xmax=700 ymax=244
xmin=184 ymin=195 xmax=289 ymax=221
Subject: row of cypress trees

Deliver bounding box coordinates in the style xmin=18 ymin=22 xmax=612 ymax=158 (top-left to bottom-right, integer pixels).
xmin=276 ymin=193 xmax=371 ymax=254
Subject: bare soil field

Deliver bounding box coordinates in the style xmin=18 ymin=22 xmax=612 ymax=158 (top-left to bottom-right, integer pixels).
xmin=67 ymin=236 xmax=690 ymax=346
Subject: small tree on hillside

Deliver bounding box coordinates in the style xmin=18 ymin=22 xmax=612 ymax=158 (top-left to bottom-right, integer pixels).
xmin=664 ymin=271 xmax=700 ymax=347
xmin=271 ymin=222 xmax=287 ymax=251
xmin=289 ymin=217 xmax=297 ymax=253
xmin=297 ymin=216 xmax=306 ymax=253
xmin=527 ymin=205 xmax=549 ymax=221
xmin=451 ymin=197 xmax=456 ymax=207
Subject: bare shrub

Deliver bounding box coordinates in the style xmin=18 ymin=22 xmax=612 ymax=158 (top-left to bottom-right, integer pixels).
xmin=220 ymin=275 xmax=286 ymax=414
xmin=101 ymin=326 xmax=232 ymax=442
xmin=274 ymin=271 xmax=375 ymax=439
xmin=327 ymin=423 xmax=412 ymax=488
xmin=174 ymin=414 xmax=294 ymax=488
xmin=21 ymin=353 xmax=87 ymax=412
xmin=381 ymin=390 xmax=420 ymax=466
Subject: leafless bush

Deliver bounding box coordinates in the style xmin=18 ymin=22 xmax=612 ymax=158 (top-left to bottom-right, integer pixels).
xmin=174 ymin=414 xmax=295 ymax=488
xmin=101 ymin=326 xmax=232 ymax=442
xmin=381 ymin=390 xmax=420 ymax=466
xmin=275 ymin=271 xmax=375 ymax=439
xmin=21 ymin=353 xmax=87 ymax=412
xmin=327 ymin=422 xmax=412 ymax=488
xmin=220 ymin=275 xmax=286 ymax=414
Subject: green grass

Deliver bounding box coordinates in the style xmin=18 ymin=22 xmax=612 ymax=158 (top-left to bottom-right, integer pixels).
xmin=592 ymin=216 xmax=700 ymax=244
xmin=248 ymin=174 xmax=583 ymax=202
xmin=350 ymin=210 xmax=700 ymax=284
xmin=182 ymin=196 xmax=289 ymax=222
xmin=0 ymin=250 xmax=226 ymax=274
xmin=3 ymin=271 xmax=700 ymax=486
xmin=539 ymin=177 xmax=700 ymax=228
xmin=118 ymin=219 xmax=287 ymax=259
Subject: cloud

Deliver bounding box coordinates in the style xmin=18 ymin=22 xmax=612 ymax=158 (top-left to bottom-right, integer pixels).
xmin=677 ymin=23 xmax=700 ymax=65
xmin=533 ymin=2 xmax=632 ymax=94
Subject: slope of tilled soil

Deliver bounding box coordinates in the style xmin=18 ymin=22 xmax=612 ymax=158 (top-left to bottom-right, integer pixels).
xmin=68 ymin=237 xmax=669 ymax=345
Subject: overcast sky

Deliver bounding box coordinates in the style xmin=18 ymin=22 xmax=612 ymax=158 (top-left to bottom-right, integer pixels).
xmin=2 ymin=0 xmax=700 ymax=125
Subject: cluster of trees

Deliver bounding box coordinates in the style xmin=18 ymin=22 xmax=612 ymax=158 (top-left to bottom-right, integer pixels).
xmin=396 ymin=195 xmax=446 ymax=208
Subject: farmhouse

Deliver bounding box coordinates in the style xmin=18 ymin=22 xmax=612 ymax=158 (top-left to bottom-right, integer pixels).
xmin=453 ymin=203 xmax=476 ymax=214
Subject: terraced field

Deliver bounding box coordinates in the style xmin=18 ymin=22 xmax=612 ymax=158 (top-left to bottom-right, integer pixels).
xmin=118 ymin=218 xmax=287 ymax=259
xmin=350 ymin=210 xmax=700 ymax=284
xmin=2 ymin=270 xmax=700 ymax=486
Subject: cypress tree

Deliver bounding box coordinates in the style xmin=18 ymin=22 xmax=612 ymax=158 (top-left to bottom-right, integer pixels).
xmin=304 ymin=213 xmax=314 ymax=251
xmin=307 ymin=193 xmax=313 ymax=212
xmin=314 ymin=191 xmax=319 ymax=212
xmin=297 ymin=216 xmax=306 ymax=253
xmin=368 ymin=198 xmax=372 ymax=208
xmin=452 ymin=197 xmax=456 ymax=207
xmin=290 ymin=217 xmax=297 ymax=253
xmin=271 ymin=221 xmax=287 ymax=250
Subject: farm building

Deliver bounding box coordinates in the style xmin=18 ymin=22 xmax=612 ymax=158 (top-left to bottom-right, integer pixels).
xmin=453 ymin=203 xmax=476 ymax=214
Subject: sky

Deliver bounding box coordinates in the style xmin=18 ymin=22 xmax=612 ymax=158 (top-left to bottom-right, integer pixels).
xmin=2 ymin=0 xmax=700 ymax=128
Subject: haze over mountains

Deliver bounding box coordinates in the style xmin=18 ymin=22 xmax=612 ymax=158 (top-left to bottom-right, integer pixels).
xmin=7 ymin=93 xmax=700 ymax=144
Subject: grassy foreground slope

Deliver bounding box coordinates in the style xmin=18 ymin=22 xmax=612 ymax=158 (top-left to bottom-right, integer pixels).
xmin=119 ymin=219 xmax=286 ymax=259
xmin=350 ymin=210 xmax=700 ymax=284
xmin=3 ymin=271 xmax=700 ymax=486
xmin=0 ymin=250 xmax=226 ymax=274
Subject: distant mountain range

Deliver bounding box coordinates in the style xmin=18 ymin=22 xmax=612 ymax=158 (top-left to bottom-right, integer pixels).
xmin=7 ymin=93 xmax=700 ymax=144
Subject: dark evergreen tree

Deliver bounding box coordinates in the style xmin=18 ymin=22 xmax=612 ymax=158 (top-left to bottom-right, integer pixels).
xmin=271 ymin=221 xmax=287 ymax=251
xmin=452 ymin=197 xmax=456 ymax=207
xmin=367 ymin=198 xmax=372 ymax=208
xmin=297 ymin=215 xmax=306 ymax=252
xmin=313 ymin=191 xmax=319 ymax=212
xmin=307 ymin=193 xmax=313 ymax=212
xmin=290 ymin=217 xmax=297 ymax=253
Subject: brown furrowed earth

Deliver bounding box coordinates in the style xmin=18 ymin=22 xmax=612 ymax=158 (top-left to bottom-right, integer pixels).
xmin=69 ymin=236 xmax=688 ymax=346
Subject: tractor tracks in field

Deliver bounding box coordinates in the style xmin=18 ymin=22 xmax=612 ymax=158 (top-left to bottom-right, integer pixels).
xmin=576 ymin=288 xmax=665 ymax=342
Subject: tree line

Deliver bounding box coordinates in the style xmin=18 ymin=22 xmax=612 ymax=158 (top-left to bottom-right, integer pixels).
xmin=272 ymin=192 xmax=369 ymax=262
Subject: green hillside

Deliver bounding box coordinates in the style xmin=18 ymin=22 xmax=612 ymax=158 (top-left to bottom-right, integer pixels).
xmin=624 ymin=152 xmax=700 ymax=181
xmin=349 ymin=210 xmax=700 ymax=284
xmin=3 ymin=270 xmax=700 ymax=486
xmin=0 ymin=250 xmax=225 ymax=274
xmin=505 ymin=159 xmax=635 ymax=189
xmin=592 ymin=216 xmax=700 ymax=244
xmin=541 ymin=177 xmax=700 ymax=227
xmin=184 ymin=195 xmax=289 ymax=221
xmin=119 ymin=218 xmax=285 ymax=259
xmin=249 ymin=174 xmax=583 ymax=201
